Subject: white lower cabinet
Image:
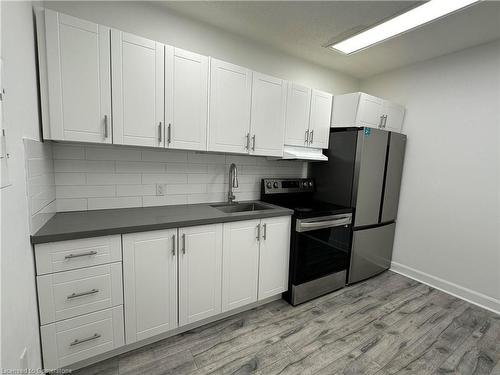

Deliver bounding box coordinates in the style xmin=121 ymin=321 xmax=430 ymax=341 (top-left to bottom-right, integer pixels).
xmin=222 ymin=216 xmax=291 ymax=309
xmin=258 ymin=216 xmax=291 ymax=300
xmin=179 ymin=224 xmax=223 ymax=326
xmin=41 ymin=306 xmax=124 ymax=369
xmin=123 ymin=229 xmax=178 ymax=344
xmin=222 ymin=219 xmax=260 ymax=312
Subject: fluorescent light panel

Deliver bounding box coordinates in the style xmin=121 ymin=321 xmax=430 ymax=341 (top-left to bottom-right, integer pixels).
xmin=331 ymin=0 xmax=481 ymax=54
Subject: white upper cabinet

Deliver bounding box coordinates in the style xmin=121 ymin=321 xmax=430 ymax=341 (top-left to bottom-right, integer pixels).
xmin=179 ymin=224 xmax=223 ymax=326
xmin=122 ymin=229 xmax=178 ymax=344
xmin=308 ymin=89 xmax=333 ymax=149
xmin=258 ymin=216 xmax=290 ymax=300
xmin=249 ymin=73 xmax=286 ymax=157
xmin=221 ymin=220 xmax=260 ymax=312
xmin=208 ymin=59 xmax=252 ymax=154
xmin=42 ymin=10 xmax=112 ymax=143
xmin=111 ymin=31 xmax=164 ymax=147
xmin=383 ymin=101 xmax=406 ymax=133
xmin=165 ymin=47 xmax=209 ymax=151
xmin=284 ymin=83 xmax=311 ymax=147
xmin=332 ymin=92 xmax=405 ymax=133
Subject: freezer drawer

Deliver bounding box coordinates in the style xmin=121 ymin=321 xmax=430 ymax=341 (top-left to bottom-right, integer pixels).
xmin=348 ymin=223 xmax=395 ymax=284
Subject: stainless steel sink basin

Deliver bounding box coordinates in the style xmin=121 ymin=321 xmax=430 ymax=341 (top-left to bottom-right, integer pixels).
xmin=211 ymin=202 xmax=272 ymax=213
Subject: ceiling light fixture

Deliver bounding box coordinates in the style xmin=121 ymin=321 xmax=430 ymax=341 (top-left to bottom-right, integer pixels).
xmin=330 ymin=0 xmax=481 ymax=55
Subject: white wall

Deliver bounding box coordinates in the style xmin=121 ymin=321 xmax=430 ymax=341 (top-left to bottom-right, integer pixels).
xmin=361 ymin=40 xmax=500 ymax=313
xmin=1 ymin=1 xmax=43 ymax=370
xmin=52 ymin=143 xmax=306 ymax=212
xmin=42 ymin=1 xmax=358 ymax=95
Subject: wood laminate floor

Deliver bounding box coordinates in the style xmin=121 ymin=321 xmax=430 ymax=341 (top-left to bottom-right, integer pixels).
xmin=74 ymin=271 xmax=500 ymax=375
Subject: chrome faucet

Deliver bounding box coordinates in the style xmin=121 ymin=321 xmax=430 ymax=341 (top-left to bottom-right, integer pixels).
xmin=228 ymin=163 xmax=239 ymax=204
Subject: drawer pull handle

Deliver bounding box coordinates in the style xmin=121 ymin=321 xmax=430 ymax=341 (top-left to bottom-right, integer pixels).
xmin=65 ymin=251 xmax=98 ymax=259
xmin=70 ymin=333 xmax=101 ymax=347
xmin=67 ymin=289 xmax=99 ymax=299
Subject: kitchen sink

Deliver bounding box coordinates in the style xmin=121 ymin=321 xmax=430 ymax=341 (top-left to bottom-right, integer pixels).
xmin=211 ymin=202 xmax=272 ymax=213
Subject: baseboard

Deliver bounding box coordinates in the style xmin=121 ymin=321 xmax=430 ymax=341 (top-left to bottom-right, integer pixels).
xmin=390 ymin=262 xmax=500 ymax=316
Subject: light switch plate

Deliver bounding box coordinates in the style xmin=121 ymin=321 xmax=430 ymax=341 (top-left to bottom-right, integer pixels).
xmin=156 ymin=183 xmax=166 ymax=196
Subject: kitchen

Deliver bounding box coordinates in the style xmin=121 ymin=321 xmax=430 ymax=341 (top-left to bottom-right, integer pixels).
xmin=1 ymin=0 xmax=499 ymax=374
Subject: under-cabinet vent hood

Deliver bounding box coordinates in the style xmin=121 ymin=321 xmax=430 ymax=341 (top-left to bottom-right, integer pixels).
xmin=282 ymin=145 xmax=328 ymax=161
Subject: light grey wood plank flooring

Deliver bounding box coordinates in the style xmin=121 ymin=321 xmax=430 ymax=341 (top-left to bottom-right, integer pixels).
xmin=73 ymin=271 xmax=500 ymax=375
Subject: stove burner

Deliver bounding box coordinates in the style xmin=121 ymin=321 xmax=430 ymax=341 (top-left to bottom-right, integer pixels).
xmin=295 ymin=207 xmax=313 ymax=212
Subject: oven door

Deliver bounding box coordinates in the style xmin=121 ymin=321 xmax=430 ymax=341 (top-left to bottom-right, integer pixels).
xmin=292 ymin=214 xmax=352 ymax=286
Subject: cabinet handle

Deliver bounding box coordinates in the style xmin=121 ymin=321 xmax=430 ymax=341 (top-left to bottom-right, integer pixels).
xmin=383 ymin=115 xmax=388 ymax=128
xmin=158 ymin=122 xmax=162 ymax=143
xmin=65 ymin=251 xmax=97 ymax=259
xmin=182 ymin=233 xmax=186 ymax=254
xmin=256 ymin=224 xmax=261 ymax=241
xmin=70 ymin=333 xmax=101 ymax=347
xmin=305 ymin=130 xmax=309 ymax=143
xmin=252 ymin=135 xmax=256 ymax=151
xmin=172 ymin=234 xmax=176 ymax=256
xmin=245 ymin=133 xmax=250 ymax=150
xmin=67 ymin=288 xmax=99 ymax=299
xmin=262 ymin=223 xmax=267 ymax=240
xmin=104 ymin=115 xmax=109 ymax=138
xmin=167 ymin=123 xmax=172 ymax=144
xmin=379 ymin=115 xmax=385 ymax=128
xmin=309 ymin=130 xmax=314 ymax=144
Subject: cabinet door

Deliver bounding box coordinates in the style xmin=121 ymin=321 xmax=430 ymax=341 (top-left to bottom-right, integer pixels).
xmin=356 ymin=93 xmax=384 ymax=129
xmin=308 ymin=89 xmax=333 ymax=149
xmin=123 ymin=229 xmax=177 ymax=344
xmin=249 ymin=73 xmax=286 ymax=156
xmin=383 ymin=101 xmax=405 ymax=133
xmin=208 ymin=59 xmax=252 ymax=154
xmin=179 ymin=224 xmax=223 ymax=326
xmin=284 ymin=83 xmax=311 ymax=146
xmin=222 ymin=220 xmax=260 ymax=312
xmin=165 ymin=47 xmax=209 ymax=151
xmin=111 ymin=31 xmax=164 ymax=147
xmin=44 ymin=10 xmax=111 ymax=143
xmin=258 ymin=216 xmax=291 ymax=300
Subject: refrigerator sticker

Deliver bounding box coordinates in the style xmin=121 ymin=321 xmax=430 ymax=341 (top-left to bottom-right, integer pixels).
xmin=364 ymin=128 xmax=371 ymax=136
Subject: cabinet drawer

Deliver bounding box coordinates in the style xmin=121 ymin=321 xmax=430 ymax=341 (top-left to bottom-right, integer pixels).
xmin=38 ymin=263 xmax=123 ymax=325
xmin=35 ymin=236 xmax=122 ymax=275
xmin=41 ymin=306 xmax=124 ymax=369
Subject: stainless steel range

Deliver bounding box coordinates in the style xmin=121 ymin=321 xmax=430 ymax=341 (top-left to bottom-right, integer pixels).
xmin=261 ymin=178 xmax=352 ymax=305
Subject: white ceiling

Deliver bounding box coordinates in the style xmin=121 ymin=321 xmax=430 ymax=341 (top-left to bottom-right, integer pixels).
xmin=159 ymin=1 xmax=500 ymax=79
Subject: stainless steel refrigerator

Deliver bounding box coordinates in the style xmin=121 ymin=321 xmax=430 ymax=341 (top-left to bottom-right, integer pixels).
xmin=311 ymin=127 xmax=406 ymax=284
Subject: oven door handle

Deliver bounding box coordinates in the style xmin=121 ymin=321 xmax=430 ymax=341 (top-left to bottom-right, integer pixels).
xmin=296 ymin=216 xmax=352 ymax=232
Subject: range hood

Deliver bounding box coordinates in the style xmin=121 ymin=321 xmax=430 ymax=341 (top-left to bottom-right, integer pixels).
xmin=282 ymin=145 xmax=328 ymax=161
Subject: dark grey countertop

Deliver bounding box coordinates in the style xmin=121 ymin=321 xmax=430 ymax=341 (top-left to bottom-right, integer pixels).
xmin=31 ymin=201 xmax=293 ymax=244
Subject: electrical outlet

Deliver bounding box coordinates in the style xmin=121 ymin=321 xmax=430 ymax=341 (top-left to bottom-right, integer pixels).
xmin=19 ymin=347 xmax=28 ymax=369
xmin=156 ymin=183 xmax=166 ymax=196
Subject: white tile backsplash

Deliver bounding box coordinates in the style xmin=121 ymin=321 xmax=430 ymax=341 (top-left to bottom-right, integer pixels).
xmin=23 ymin=139 xmax=56 ymax=233
xmin=52 ymin=142 xmax=307 ymax=211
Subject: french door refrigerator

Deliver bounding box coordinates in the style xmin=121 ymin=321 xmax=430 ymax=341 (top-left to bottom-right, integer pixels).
xmin=311 ymin=128 xmax=406 ymax=284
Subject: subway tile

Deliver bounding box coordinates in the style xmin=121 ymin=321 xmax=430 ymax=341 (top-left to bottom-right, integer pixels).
xmin=116 ymin=184 xmax=156 ymax=197
xmin=166 ymin=163 xmax=207 ymax=174
xmin=188 ymin=192 xmax=225 ymax=204
xmin=143 ymin=195 xmax=187 ymax=207
xmin=56 ymin=185 xmax=115 ymax=199
xmin=188 ymin=152 xmax=226 ymax=164
xmin=86 ymin=146 xmax=142 ymax=161
xmin=225 ymin=155 xmax=259 ymax=166
xmin=86 ymin=173 xmax=141 ymax=185
xmin=142 ymin=149 xmax=188 ymax=163
xmin=166 ymin=184 xmax=206 ymax=195
xmin=53 ymin=144 xmax=85 ymax=160
xmin=142 ymin=174 xmax=187 ymax=184
xmin=188 ymin=173 xmax=225 ymax=184
xmin=206 ymin=183 xmax=227 ymax=193
xmin=116 ymin=161 xmax=166 ymax=173
xmin=88 ymin=197 xmax=142 ymax=210
xmin=56 ymin=198 xmax=87 ymax=212
xmin=55 ymin=173 xmax=86 ymax=186
xmin=54 ymin=160 xmax=115 ymax=173
xmin=28 ymin=158 xmax=53 ymax=178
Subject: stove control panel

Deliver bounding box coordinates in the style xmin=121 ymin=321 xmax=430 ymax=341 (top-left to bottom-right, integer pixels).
xmin=261 ymin=178 xmax=315 ymax=194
